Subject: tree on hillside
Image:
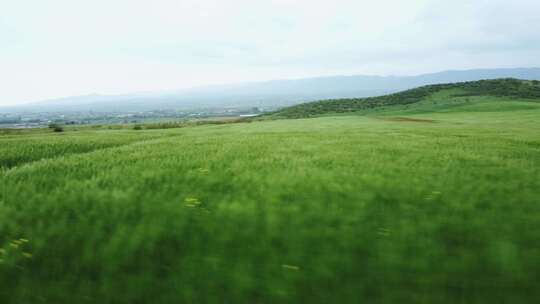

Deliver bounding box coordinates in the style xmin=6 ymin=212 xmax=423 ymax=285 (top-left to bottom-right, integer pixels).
xmin=48 ymin=122 xmax=64 ymax=132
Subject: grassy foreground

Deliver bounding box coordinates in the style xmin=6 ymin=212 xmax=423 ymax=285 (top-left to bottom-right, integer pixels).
xmin=1 ymin=101 xmax=540 ymax=303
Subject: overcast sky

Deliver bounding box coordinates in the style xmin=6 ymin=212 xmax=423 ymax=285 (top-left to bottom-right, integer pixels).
xmin=1 ymin=0 xmax=539 ymax=105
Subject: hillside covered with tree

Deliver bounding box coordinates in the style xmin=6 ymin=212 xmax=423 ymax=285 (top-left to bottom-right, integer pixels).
xmin=267 ymin=78 xmax=540 ymax=118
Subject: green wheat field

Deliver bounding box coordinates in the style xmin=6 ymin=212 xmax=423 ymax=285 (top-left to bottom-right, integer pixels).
xmin=1 ymin=83 xmax=540 ymax=303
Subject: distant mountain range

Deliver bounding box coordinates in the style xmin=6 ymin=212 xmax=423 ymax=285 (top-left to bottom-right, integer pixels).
xmin=2 ymin=68 xmax=540 ymax=113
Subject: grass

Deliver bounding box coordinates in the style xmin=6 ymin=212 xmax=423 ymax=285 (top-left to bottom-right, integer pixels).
xmin=266 ymin=78 xmax=540 ymax=118
xmin=0 ymin=130 xmax=173 ymax=170
xmin=1 ymin=95 xmax=540 ymax=303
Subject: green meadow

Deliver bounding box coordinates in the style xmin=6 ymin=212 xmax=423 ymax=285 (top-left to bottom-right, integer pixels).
xmin=1 ymin=91 xmax=540 ymax=302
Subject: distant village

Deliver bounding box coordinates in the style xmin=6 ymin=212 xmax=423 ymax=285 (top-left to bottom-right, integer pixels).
xmin=0 ymin=106 xmax=271 ymax=129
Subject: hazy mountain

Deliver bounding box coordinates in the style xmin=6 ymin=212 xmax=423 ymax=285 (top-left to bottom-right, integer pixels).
xmin=2 ymin=68 xmax=540 ymax=113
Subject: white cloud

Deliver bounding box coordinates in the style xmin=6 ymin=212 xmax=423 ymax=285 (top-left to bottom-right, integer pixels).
xmin=0 ymin=0 xmax=539 ymax=105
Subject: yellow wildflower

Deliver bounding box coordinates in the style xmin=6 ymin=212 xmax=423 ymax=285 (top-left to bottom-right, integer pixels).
xmin=197 ymin=168 xmax=210 ymax=174
xmin=184 ymin=197 xmax=202 ymax=208
xmin=282 ymin=264 xmax=300 ymax=271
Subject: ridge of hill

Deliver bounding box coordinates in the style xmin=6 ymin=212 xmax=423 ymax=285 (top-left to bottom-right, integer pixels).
xmin=267 ymin=78 xmax=540 ymax=118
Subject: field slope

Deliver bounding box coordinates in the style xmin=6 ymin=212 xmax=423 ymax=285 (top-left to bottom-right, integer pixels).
xmin=267 ymin=78 xmax=540 ymax=118
xmin=1 ymin=80 xmax=540 ymax=303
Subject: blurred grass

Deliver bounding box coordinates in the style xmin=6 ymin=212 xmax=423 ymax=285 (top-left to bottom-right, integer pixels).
xmin=1 ymin=101 xmax=540 ymax=303
xmin=0 ymin=130 xmax=176 ymax=170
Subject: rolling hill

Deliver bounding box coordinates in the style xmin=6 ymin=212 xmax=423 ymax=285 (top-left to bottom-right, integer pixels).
xmin=267 ymin=78 xmax=540 ymax=118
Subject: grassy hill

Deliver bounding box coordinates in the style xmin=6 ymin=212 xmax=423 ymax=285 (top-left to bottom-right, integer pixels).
xmin=1 ymin=81 xmax=540 ymax=303
xmin=267 ymin=78 xmax=540 ymax=118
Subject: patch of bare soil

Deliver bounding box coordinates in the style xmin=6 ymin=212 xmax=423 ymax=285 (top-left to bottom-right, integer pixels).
xmin=381 ymin=117 xmax=437 ymax=123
